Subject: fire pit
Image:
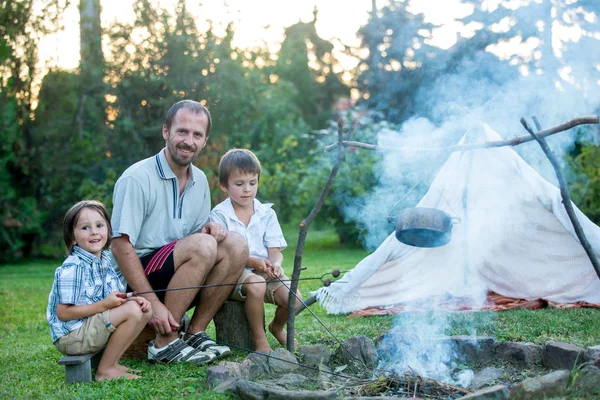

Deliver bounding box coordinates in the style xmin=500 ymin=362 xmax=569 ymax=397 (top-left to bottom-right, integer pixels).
xmin=205 ymin=334 xmax=600 ymax=399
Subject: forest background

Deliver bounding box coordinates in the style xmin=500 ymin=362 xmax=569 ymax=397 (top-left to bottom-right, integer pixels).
xmin=2 ymin=0 xmax=600 ymax=262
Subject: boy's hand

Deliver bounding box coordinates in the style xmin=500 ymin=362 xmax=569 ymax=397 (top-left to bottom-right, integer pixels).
xmin=129 ymin=296 xmax=152 ymax=313
xmin=248 ymin=257 xmax=271 ymax=273
xmin=271 ymin=263 xmax=284 ymax=278
xmin=103 ymin=291 xmax=127 ymax=310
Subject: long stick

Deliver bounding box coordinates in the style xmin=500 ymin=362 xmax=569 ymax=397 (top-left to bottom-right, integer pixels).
xmin=123 ymin=275 xmax=334 ymax=297
xmin=324 ymin=116 xmax=599 ymax=153
xmin=521 ymin=117 xmax=600 ymax=280
xmin=286 ymin=118 xmax=351 ymax=352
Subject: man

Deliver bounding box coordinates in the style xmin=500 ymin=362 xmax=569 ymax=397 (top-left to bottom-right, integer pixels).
xmin=111 ymin=100 xmax=248 ymax=364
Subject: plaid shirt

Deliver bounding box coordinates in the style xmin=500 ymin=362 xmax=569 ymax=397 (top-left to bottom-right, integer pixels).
xmin=47 ymin=247 xmax=125 ymax=343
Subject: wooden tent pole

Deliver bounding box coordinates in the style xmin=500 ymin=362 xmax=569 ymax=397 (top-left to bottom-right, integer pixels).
xmin=521 ymin=117 xmax=600 ymax=280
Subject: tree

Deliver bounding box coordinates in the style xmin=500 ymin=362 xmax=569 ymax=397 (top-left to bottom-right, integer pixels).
xmin=274 ymin=7 xmax=349 ymax=129
xmin=0 ymin=0 xmax=69 ymax=260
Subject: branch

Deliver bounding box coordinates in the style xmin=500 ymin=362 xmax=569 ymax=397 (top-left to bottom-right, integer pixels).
xmin=324 ymin=116 xmax=599 ymax=153
xmin=520 ymin=118 xmax=600 ymax=281
xmin=286 ymin=118 xmax=352 ymax=352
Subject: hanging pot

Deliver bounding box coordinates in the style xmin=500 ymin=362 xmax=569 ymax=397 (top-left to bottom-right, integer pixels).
xmin=395 ymin=207 xmax=461 ymax=248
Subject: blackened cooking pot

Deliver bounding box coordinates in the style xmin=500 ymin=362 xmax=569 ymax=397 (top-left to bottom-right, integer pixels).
xmin=395 ymin=207 xmax=460 ymax=248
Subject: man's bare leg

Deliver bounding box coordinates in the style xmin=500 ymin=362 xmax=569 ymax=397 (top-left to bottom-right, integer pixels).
xmin=187 ymin=232 xmax=248 ymax=333
xmin=153 ymin=233 xmax=218 ymax=348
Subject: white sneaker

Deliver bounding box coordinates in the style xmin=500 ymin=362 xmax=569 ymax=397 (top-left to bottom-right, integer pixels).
xmin=148 ymin=338 xmax=216 ymax=364
xmin=184 ymin=331 xmax=231 ymax=359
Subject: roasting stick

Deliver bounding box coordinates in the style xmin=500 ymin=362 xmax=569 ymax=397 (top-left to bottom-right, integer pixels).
xmin=121 ymin=269 xmax=345 ymax=298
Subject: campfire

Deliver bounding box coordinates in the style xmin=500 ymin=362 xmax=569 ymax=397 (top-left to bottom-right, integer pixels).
xmin=353 ymin=373 xmax=470 ymax=399
xmin=205 ymin=333 xmax=600 ymax=399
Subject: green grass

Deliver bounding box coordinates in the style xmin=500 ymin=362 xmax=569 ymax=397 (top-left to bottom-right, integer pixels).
xmin=1 ymin=226 xmax=599 ymax=398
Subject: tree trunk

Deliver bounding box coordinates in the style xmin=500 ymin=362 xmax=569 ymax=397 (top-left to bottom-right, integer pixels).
xmin=79 ymin=0 xmax=105 ymax=137
xmin=79 ymin=0 xmax=103 ymax=84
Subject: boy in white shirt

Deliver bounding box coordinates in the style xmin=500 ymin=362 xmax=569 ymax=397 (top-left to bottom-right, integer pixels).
xmin=210 ymin=149 xmax=301 ymax=353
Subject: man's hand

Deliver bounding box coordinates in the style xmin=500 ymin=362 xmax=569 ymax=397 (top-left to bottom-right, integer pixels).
xmin=129 ymin=296 xmax=152 ymax=313
xmin=148 ymin=301 xmax=179 ymax=334
xmin=200 ymin=222 xmax=227 ymax=242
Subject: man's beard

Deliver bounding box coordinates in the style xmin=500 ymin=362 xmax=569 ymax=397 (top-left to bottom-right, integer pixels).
xmin=167 ymin=141 xmax=198 ymax=167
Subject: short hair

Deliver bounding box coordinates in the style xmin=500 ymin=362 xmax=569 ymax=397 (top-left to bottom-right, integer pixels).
xmin=218 ymin=149 xmax=262 ymax=185
xmin=63 ymin=200 xmax=112 ymax=255
xmin=164 ymin=100 xmax=212 ymax=136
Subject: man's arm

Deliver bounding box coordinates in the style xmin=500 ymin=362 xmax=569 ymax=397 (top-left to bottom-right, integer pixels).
xmin=111 ymin=235 xmax=155 ymax=298
xmin=111 ymin=235 xmax=179 ymax=334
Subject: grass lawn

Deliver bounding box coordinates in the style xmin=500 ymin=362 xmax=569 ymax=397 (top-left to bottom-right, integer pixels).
xmin=1 ymin=226 xmax=599 ymax=399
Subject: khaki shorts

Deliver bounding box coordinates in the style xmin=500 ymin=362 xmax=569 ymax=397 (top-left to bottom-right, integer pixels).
xmin=55 ymin=309 xmax=115 ymax=355
xmin=229 ymin=269 xmax=288 ymax=305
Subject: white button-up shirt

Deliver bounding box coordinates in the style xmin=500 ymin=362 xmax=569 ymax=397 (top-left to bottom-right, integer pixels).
xmin=210 ymin=198 xmax=287 ymax=261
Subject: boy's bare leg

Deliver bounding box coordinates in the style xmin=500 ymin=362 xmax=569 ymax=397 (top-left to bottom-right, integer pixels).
xmin=187 ymin=232 xmax=248 ymax=334
xmin=269 ymin=287 xmax=301 ymax=347
xmin=153 ymin=233 xmax=219 ymax=347
xmin=95 ymin=302 xmax=151 ymax=381
xmin=242 ymin=275 xmax=271 ymax=353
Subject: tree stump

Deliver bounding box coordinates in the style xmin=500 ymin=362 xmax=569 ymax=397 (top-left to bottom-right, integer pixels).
xmin=213 ymin=300 xmax=262 ymax=351
xmin=122 ymin=324 xmax=155 ymax=359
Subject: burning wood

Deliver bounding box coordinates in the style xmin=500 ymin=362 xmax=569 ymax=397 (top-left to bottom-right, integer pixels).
xmin=353 ymin=372 xmax=471 ymax=399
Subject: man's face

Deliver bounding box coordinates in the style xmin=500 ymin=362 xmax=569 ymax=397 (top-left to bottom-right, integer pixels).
xmin=163 ymin=108 xmax=209 ymax=168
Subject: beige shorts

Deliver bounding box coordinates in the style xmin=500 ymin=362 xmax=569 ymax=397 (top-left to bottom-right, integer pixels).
xmin=229 ymin=269 xmax=288 ymax=305
xmin=55 ymin=309 xmax=115 ymax=355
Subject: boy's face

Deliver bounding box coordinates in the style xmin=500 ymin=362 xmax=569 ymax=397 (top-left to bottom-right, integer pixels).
xmin=73 ymin=208 xmax=108 ymax=258
xmin=221 ymin=170 xmax=259 ymax=210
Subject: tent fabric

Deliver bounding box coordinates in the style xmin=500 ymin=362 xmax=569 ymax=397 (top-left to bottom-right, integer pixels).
xmin=315 ymin=122 xmax=600 ymax=314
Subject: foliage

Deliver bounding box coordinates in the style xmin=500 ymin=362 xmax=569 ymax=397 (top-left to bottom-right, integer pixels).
xmin=0 ymin=0 xmax=70 ymax=261
xmin=33 ymin=69 xmax=108 ymax=256
xmin=355 ymin=1 xmax=438 ymax=123
xmin=567 ymin=136 xmax=600 ymax=224
xmin=274 ymin=8 xmax=349 ymax=129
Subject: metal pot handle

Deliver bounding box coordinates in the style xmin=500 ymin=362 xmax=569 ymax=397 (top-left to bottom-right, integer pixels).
xmin=451 ymin=216 xmax=461 ymax=224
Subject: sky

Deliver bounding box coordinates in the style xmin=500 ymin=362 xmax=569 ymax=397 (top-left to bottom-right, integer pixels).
xmin=38 ymin=0 xmax=473 ymax=71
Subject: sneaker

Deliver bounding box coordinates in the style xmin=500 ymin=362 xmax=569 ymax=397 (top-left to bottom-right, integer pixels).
xmin=148 ymin=338 xmax=216 ymax=365
xmin=184 ymin=331 xmax=231 ymax=358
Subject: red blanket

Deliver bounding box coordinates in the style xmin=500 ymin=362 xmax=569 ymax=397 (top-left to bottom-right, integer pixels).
xmin=348 ymin=291 xmax=600 ymax=317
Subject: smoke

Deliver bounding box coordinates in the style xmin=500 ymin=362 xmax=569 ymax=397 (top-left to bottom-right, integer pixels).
xmin=338 ymin=0 xmax=599 ymax=385
xmin=378 ymin=312 xmax=478 ymax=386
xmin=344 ymin=1 xmax=600 ymax=252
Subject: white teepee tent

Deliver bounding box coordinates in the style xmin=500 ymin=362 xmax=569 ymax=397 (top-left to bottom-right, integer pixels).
xmin=315 ymin=122 xmax=600 ymax=314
